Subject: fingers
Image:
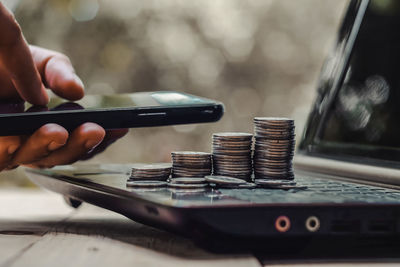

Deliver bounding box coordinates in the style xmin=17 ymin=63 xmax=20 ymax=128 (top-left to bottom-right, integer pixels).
xmin=80 ymin=129 xmax=129 ymax=160
xmin=0 ymin=65 xmax=20 ymax=101
xmin=30 ymin=45 xmax=84 ymax=101
xmin=0 ymin=3 xmax=83 ymax=104
xmin=0 ymin=136 xmax=21 ymax=171
xmin=12 ymin=124 xmax=68 ymax=165
xmin=3 ymin=123 xmax=105 ymax=170
xmin=0 ymin=3 xmax=48 ymax=106
xmin=30 ymin=123 xmax=105 ymax=168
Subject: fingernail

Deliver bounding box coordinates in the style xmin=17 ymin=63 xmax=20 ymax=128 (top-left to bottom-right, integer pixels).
xmin=74 ymin=75 xmax=85 ymax=89
xmin=85 ymin=139 xmax=101 ymax=149
xmin=48 ymin=141 xmax=65 ymax=151
xmin=7 ymin=145 xmax=19 ymax=155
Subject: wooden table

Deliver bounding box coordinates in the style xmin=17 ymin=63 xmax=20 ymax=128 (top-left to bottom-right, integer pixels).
xmin=0 ymin=188 xmax=398 ymax=267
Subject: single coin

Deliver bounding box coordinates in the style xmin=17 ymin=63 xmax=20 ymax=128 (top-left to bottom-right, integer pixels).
xmin=172 ymin=167 xmax=212 ymax=172
xmin=126 ymin=180 xmax=167 ymax=188
xmin=172 ymin=151 xmax=211 ymax=156
xmin=205 ymin=175 xmax=247 ymax=185
xmin=131 ymin=163 xmax=172 ymax=170
xmin=168 ymin=183 xmax=208 ymax=189
xmin=128 ymin=176 xmax=169 ymax=181
xmin=169 ymin=177 xmax=207 ymax=184
xmin=129 ymin=188 xmax=165 ymax=193
xmin=213 ymin=132 xmax=253 ymax=138
xmin=254 ymin=117 xmax=293 ymax=121
xmin=169 ymin=188 xmax=207 ymax=195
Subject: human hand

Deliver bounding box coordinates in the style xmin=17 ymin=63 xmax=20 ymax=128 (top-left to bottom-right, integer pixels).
xmin=0 ymin=3 xmax=127 ymax=170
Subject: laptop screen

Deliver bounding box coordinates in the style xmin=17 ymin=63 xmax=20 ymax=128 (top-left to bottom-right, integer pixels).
xmin=299 ymin=0 xmax=400 ymax=167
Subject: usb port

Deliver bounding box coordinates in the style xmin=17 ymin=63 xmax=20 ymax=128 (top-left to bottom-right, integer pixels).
xmin=331 ymin=220 xmax=360 ymax=233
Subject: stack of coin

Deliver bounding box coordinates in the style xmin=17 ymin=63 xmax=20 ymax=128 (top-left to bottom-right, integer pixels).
xmin=253 ymin=117 xmax=295 ymax=180
xmin=171 ymin=151 xmax=212 ymax=178
xmin=212 ymin=132 xmax=253 ymax=181
xmin=129 ymin=163 xmax=172 ymax=181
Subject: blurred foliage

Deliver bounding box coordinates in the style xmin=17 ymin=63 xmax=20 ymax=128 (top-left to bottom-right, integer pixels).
xmin=1 ymin=0 xmax=348 ymax=186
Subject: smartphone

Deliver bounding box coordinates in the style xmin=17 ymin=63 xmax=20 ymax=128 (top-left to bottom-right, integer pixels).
xmin=0 ymin=91 xmax=224 ymax=136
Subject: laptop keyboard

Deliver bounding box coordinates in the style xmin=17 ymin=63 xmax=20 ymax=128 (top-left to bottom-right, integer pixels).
xmin=218 ymin=176 xmax=400 ymax=204
xmin=42 ymin=164 xmax=400 ymax=205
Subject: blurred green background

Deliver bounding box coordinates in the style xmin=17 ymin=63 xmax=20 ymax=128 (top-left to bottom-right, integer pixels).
xmin=1 ymin=0 xmax=348 ymax=187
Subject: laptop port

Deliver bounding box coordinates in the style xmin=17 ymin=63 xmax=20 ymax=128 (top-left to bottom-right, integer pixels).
xmin=368 ymin=220 xmax=395 ymax=233
xmin=331 ymin=220 xmax=360 ymax=233
xmin=305 ymin=216 xmax=320 ymax=232
xmin=275 ymin=216 xmax=290 ymax=233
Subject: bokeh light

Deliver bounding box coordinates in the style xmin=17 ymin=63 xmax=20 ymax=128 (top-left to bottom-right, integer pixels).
xmin=1 ymin=0 xmax=348 ymax=186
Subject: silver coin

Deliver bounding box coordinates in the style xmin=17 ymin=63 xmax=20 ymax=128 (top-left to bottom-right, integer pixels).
xmin=131 ymin=171 xmax=171 ymax=175
xmin=129 ymin=177 xmax=169 ymax=182
xmin=126 ymin=180 xmax=167 ymax=188
xmin=129 ymin=187 xmax=165 ymax=193
xmin=169 ymin=188 xmax=207 ymax=195
xmin=213 ymin=132 xmax=253 ymax=138
xmin=205 ymin=175 xmax=246 ymax=185
xmin=168 ymin=183 xmax=208 ymax=189
xmin=213 ymin=140 xmax=252 ymax=144
xmin=172 ymin=151 xmax=211 ymax=156
xmin=131 ymin=163 xmax=172 ymax=170
xmin=172 ymin=169 xmax=211 ymax=173
xmin=254 ymin=117 xmax=294 ymax=121
xmin=132 ymin=171 xmax=171 ymax=174
xmin=169 ymin=177 xmax=207 ymax=184
xmin=172 ymin=170 xmax=211 ymax=175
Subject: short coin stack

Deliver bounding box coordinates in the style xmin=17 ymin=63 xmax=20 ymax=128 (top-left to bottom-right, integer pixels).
xmin=253 ymin=117 xmax=295 ymax=180
xmin=212 ymin=132 xmax=253 ymax=181
xmin=129 ymin=163 xmax=172 ymax=181
xmin=171 ymin=151 xmax=212 ymax=178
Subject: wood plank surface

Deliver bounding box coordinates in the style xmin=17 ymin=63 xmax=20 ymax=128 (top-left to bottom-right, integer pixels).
xmin=0 ymin=189 xmax=261 ymax=267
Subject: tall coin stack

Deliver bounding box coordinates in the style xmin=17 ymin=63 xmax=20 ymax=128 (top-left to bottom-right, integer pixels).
xmin=171 ymin=151 xmax=212 ymax=178
xmin=212 ymin=133 xmax=253 ymax=181
xmin=253 ymin=117 xmax=295 ymax=180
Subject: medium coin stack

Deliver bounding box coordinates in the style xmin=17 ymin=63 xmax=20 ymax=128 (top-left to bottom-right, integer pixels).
xmin=171 ymin=151 xmax=212 ymax=178
xmin=253 ymin=117 xmax=295 ymax=180
xmin=212 ymin=132 xmax=253 ymax=181
xmin=129 ymin=163 xmax=172 ymax=181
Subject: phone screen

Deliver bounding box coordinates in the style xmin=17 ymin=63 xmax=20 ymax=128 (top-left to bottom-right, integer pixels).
xmin=0 ymin=91 xmax=216 ymax=115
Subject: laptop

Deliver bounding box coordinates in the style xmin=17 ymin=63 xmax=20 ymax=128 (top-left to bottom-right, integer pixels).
xmin=25 ymin=0 xmax=400 ymax=255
